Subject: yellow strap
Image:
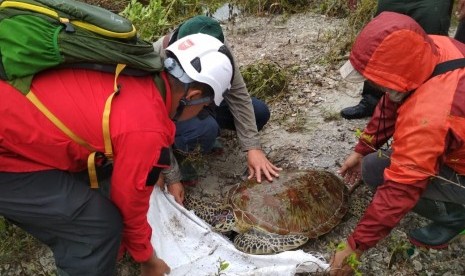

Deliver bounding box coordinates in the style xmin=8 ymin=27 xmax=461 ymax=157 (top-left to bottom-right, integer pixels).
xmin=72 ymin=21 xmax=136 ymax=39
xmin=102 ymin=63 xmax=126 ymax=158
xmin=1 ymin=1 xmax=136 ymax=39
xmin=26 ymin=91 xmax=96 ymax=152
xmin=1 ymin=1 xmax=59 ymax=17
xmin=26 ymin=64 xmax=126 ymax=189
xmin=87 ymin=152 xmax=99 ymax=189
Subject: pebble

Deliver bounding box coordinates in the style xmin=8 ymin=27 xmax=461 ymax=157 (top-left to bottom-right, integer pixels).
xmin=413 ymin=260 xmax=423 ymax=271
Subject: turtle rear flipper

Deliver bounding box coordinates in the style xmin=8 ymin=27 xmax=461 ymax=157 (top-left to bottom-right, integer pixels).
xmin=233 ymin=228 xmax=309 ymax=255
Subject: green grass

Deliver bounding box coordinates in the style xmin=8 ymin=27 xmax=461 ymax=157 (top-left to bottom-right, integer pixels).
xmin=0 ymin=217 xmax=56 ymax=275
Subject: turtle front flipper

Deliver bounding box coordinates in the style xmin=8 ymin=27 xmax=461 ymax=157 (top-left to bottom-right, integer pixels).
xmin=233 ymin=228 xmax=309 ymax=255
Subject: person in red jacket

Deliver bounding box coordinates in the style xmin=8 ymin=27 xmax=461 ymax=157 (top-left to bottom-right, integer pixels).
xmin=0 ymin=33 xmax=233 ymax=276
xmin=330 ymin=12 xmax=465 ymax=275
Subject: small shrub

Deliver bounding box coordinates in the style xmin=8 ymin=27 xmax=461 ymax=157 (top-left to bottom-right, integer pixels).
xmin=323 ymin=0 xmax=377 ymax=64
xmin=311 ymin=0 xmax=350 ymax=18
xmin=120 ymin=0 xmax=170 ymax=41
xmin=240 ymin=60 xmax=288 ymax=101
xmin=232 ymin=0 xmax=310 ymax=15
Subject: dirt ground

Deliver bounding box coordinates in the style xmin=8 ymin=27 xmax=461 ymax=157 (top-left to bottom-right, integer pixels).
xmin=198 ymin=11 xmax=465 ymax=276
xmin=3 ymin=8 xmax=465 ymax=276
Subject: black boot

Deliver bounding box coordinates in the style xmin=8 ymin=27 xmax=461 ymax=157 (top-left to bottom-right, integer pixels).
xmin=408 ymin=199 xmax=465 ymax=249
xmin=340 ymin=82 xmax=382 ymax=120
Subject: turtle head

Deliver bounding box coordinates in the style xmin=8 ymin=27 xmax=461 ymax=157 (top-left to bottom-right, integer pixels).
xmin=211 ymin=206 xmax=235 ymax=233
xmin=184 ymin=192 xmax=235 ymax=232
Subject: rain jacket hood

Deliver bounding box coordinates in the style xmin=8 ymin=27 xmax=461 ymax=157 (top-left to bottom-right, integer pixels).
xmin=349 ymin=12 xmax=440 ymax=92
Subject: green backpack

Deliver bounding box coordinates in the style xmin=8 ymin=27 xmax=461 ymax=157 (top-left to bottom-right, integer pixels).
xmin=0 ymin=0 xmax=163 ymax=93
xmin=0 ymin=0 xmax=165 ymax=188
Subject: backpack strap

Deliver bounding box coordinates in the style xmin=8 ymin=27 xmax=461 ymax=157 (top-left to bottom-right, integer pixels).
xmin=26 ymin=91 xmax=97 ymax=152
xmin=103 ymin=63 xmax=127 ymax=159
xmin=26 ymin=63 xmax=127 ymax=189
xmin=1 ymin=0 xmax=136 ymax=38
xmin=153 ymin=73 xmax=166 ymax=101
xmin=59 ymin=63 xmax=152 ymax=77
xmin=430 ymin=58 xmax=465 ymax=79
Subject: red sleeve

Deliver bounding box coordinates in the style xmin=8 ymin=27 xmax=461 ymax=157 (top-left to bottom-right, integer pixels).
xmin=111 ymin=131 xmax=171 ymax=262
xmin=354 ymin=96 xmax=399 ymax=156
xmin=347 ymin=178 xmax=428 ymax=251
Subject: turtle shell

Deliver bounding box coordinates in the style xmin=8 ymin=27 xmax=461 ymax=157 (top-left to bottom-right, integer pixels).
xmin=228 ymin=169 xmax=348 ymax=237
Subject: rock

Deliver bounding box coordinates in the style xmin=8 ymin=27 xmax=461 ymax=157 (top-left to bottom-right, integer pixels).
xmin=413 ymin=260 xmax=423 ymax=271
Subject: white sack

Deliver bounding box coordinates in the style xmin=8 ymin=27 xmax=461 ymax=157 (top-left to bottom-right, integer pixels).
xmin=148 ymin=187 xmax=329 ymax=276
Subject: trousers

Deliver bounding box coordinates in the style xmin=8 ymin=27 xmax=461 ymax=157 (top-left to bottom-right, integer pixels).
xmin=0 ymin=170 xmax=122 ymax=276
xmin=361 ymin=150 xmax=465 ymax=205
xmin=174 ymin=97 xmax=270 ymax=153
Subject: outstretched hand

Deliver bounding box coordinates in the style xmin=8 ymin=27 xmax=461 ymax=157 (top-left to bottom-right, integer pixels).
xmin=338 ymin=152 xmax=363 ymax=193
xmin=247 ymin=149 xmax=282 ymax=183
xmin=141 ymin=253 xmax=170 ymax=276
xmin=167 ymin=182 xmax=184 ymax=206
xmin=329 ymin=243 xmax=362 ymax=276
xmin=156 ymin=175 xmax=184 ymax=206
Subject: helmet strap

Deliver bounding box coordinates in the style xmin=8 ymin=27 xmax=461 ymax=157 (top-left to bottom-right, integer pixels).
xmin=172 ymin=98 xmax=187 ymax=122
xmin=172 ymin=83 xmax=211 ymax=122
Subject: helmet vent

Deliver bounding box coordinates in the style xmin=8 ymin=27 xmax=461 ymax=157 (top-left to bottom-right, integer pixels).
xmin=191 ymin=57 xmax=202 ymax=73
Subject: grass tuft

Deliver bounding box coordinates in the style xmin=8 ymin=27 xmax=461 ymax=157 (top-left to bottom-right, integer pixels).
xmin=240 ymin=60 xmax=289 ymax=102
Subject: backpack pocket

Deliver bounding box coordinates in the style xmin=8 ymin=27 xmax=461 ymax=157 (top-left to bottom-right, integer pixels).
xmin=0 ymin=14 xmax=63 ymax=80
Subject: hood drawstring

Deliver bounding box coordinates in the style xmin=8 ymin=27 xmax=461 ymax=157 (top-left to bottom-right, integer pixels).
xmin=376 ymin=95 xmax=391 ymax=150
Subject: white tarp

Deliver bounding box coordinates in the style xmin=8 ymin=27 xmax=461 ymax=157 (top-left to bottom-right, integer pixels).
xmin=148 ymin=187 xmax=329 ymax=276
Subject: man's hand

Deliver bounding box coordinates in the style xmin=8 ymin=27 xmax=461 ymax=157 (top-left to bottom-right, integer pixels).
xmin=338 ymin=152 xmax=363 ymax=192
xmin=156 ymin=174 xmax=165 ymax=190
xmin=246 ymin=149 xmax=282 ymax=183
xmin=141 ymin=253 xmax=170 ymax=276
xmin=329 ymin=243 xmax=362 ymax=276
xmin=458 ymin=0 xmax=465 ymax=20
xmin=167 ymin=182 xmax=184 ymax=206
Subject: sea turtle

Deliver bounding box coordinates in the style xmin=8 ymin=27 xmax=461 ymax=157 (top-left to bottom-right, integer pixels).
xmin=184 ymin=169 xmax=348 ymax=255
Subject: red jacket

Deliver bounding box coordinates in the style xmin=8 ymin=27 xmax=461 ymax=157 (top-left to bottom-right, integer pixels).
xmin=347 ymin=12 xmax=465 ymax=250
xmin=0 ymin=69 xmax=175 ymax=262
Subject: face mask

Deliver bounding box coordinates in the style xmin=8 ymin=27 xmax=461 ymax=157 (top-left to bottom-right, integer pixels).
xmin=386 ymin=89 xmax=408 ymax=103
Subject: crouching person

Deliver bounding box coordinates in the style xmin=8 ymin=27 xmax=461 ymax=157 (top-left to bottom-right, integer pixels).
xmin=154 ymin=16 xmax=281 ymax=188
xmin=0 ymin=33 xmax=233 ymax=276
xmin=331 ymin=12 xmax=465 ymax=275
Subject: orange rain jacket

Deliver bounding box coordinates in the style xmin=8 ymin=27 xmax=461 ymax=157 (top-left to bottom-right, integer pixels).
xmin=347 ymin=12 xmax=465 ymax=251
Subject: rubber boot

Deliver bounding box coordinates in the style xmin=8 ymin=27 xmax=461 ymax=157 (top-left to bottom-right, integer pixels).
xmin=340 ymin=82 xmax=382 ymax=120
xmin=408 ymin=198 xmax=465 ymax=249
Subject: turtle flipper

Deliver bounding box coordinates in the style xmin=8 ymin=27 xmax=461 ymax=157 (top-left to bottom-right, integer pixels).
xmin=233 ymin=228 xmax=309 ymax=255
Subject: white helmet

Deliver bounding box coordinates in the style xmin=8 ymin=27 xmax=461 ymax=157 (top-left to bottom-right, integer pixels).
xmin=165 ymin=33 xmax=234 ymax=106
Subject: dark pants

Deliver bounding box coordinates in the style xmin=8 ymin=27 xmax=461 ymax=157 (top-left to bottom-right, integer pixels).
xmin=378 ymin=0 xmax=453 ymax=36
xmin=361 ymin=150 xmax=465 ymax=205
xmin=455 ymin=21 xmax=465 ymax=44
xmin=361 ymin=0 xmax=455 ymax=104
xmin=174 ymin=97 xmax=270 ymax=153
xmin=0 ymin=170 xmax=122 ymax=276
